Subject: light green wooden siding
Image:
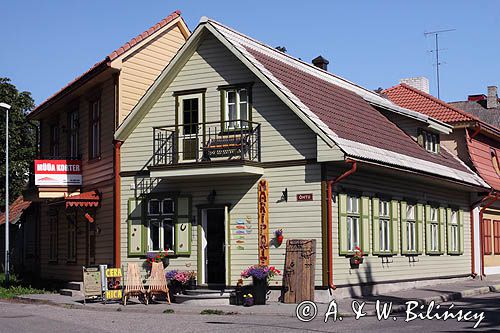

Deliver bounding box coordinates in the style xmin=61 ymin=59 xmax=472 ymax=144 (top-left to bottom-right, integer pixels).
xmin=360 ymin=197 xmax=370 ymax=254
xmin=372 ymin=197 xmax=380 ymax=255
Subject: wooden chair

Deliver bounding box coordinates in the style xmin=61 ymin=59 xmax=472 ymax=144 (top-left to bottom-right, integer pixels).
xmin=146 ymin=262 xmax=171 ymax=304
xmin=123 ymin=263 xmax=147 ymax=305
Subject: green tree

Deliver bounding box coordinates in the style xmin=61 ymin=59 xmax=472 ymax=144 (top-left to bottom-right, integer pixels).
xmin=0 ymin=77 xmax=36 ymax=208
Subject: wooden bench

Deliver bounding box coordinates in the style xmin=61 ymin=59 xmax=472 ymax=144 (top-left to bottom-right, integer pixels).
xmin=202 ymin=136 xmax=249 ymax=160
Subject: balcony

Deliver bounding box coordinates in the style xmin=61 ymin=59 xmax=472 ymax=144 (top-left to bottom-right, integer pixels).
xmin=149 ymin=120 xmax=263 ymax=178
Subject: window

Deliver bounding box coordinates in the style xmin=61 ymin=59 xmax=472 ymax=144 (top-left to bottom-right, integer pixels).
xmin=147 ymin=198 xmax=175 ymax=252
xmin=449 ymin=210 xmax=459 ymax=253
xmin=89 ymin=99 xmax=101 ymax=159
xmin=346 ymin=195 xmax=360 ymax=252
xmin=49 ymin=212 xmax=58 ymax=262
xmin=406 ymin=204 xmax=417 ymax=252
xmin=50 ymin=124 xmax=60 ymax=157
xmin=223 ymin=88 xmax=250 ymax=129
xmin=483 ymin=219 xmax=492 ymax=255
xmin=68 ymin=110 xmax=79 ymax=158
xmin=494 ymin=220 xmax=500 ymax=255
xmin=67 ymin=215 xmax=77 ymax=263
xmin=421 ymin=130 xmax=439 ymax=154
xmin=430 ymin=207 xmax=439 ymax=252
xmin=379 ymin=201 xmax=391 ymax=253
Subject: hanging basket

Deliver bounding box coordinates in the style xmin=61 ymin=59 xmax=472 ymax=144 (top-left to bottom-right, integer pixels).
xmin=349 ymin=257 xmax=363 ymax=269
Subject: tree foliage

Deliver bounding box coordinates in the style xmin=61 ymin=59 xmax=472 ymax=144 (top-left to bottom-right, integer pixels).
xmin=0 ymin=77 xmax=36 ymax=208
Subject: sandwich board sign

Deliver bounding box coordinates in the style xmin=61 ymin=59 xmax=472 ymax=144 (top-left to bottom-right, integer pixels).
xmin=82 ymin=266 xmax=102 ymax=304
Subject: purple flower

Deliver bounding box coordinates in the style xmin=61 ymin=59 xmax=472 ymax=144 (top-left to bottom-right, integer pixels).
xmin=165 ymin=270 xmax=178 ymax=280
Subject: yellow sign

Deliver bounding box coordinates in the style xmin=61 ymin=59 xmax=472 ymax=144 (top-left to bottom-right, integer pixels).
xmin=105 ymin=268 xmax=122 ymax=278
xmin=105 ymin=289 xmax=122 ymax=300
xmin=258 ymin=179 xmax=269 ymax=265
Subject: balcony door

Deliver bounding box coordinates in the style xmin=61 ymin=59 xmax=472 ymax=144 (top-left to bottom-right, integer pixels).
xmin=178 ymin=93 xmax=202 ymax=162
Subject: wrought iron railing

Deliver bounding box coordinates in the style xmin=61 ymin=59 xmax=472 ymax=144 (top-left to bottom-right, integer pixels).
xmin=152 ymin=120 xmax=261 ymax=166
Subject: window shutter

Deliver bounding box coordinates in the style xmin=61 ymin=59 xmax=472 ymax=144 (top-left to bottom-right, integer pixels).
xmin=458 ymin=209 xmax=464 ymax=255
xmin=416 ymin=204 xmax=424 ymax=254
xmin=128 ymin=197 xmax=146 ymax=256
xmin=446 ymin=208 xmax=453 ymax=254
xmin=175 ymin=196 xmax=192 ymax=255
xmin=338 ymin=193 xmax=348 ymax=255
xmin=439 ymin=207 xmax=446 ymax=254
xmin=372 ymin=197 xmax=380 ymax=256
xmin=360 ymin=196 xmax=370 ymax=254
xmin=400 ymin=201 xmax=408 ymax=255
xmin=425 ymin=205 xmax=432 ymax=254
xmin=390 ymin=200 xmax=399 ymax=255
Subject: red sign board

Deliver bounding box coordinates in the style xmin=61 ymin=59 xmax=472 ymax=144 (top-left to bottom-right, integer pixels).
xmin=296 ymin=193 xmax=313 ymax=201
xmin=258 ymin=179 xmax=269 ymax=265
xmin=34 ymin=160 xmax=82 ymax=186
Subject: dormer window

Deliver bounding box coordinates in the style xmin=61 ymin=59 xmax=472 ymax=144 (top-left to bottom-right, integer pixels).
xmin=418 ymin=129 xmax=440 ymax=154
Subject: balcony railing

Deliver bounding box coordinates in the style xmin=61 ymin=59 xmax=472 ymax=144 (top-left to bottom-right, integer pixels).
xmin=152 ymin=120 xmax=261 ymax=166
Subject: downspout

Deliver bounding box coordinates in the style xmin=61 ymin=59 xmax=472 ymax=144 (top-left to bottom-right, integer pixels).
xmin=327 ymin=158 xmax=357 ymax=291
xmin=478 ymin=192 xmax=499 ymax=277
xmin=113 ymin=140 xmax=124 ymax=268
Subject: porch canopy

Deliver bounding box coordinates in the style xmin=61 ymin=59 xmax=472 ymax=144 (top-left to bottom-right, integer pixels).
xmin=65 ymin=190 xmax=101 ymax=209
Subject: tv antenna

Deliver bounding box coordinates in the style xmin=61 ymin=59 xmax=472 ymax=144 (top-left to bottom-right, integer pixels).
xmin=424 ymin=29 xmax=456 ymax=99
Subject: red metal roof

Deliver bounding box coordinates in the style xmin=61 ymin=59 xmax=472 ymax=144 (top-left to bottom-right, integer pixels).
xmin=0 ymin=196 xmax=32 ymax=225
xmin=245 ymin=48 xmax=470 ymax=173
xmin=30 ymin=10 xmax=182 ymax=117
xmin=383 ymin=83 xmax=474 ymax=124
xmin=466 ymin=131 xmax=500 ymax=191
xmin=65 ymin=190 xmax=101 ymax=208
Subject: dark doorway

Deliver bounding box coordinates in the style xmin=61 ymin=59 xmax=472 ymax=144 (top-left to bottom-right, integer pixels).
xmin=205 ymin=208 xmax=226 ymax=286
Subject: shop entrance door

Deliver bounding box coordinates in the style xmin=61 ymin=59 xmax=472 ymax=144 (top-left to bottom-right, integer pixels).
xmin=202 ymin=208 xmax=226 ymax=286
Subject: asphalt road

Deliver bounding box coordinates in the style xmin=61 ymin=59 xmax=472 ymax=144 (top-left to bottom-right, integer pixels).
xmin=0 ymin=292 xmax=499 ymax=332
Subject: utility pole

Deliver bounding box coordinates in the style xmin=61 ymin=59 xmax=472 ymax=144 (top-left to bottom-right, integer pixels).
xmin=424 ymin=29 xmax=455 ymax=99
xmin=0 ymin=102 xmax=11 ymax=288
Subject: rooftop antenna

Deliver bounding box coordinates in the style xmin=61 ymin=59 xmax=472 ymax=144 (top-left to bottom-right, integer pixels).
xmin=424 ymin=29 xmax=456 ymax=99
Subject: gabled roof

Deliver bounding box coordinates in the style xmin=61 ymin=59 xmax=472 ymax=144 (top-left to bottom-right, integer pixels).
xmin=449 ymin=100 xmax=500 ymax=129
xmin=115 ymin=17 xmax=487 ymax=189
xmin=0 ymin=196 xmax=32 ymax=225
xmin=29 ymin=10 xmax=187 ymax=119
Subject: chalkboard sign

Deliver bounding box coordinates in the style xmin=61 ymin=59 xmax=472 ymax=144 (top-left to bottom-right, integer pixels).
xmin=83 ymin=266 xmax=102 ymax=304
xmin=281 ymin=239 xmax=316 ymax=303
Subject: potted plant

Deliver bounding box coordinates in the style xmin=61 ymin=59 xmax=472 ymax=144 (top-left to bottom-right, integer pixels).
xmin=186 ymin=271 xmax=197 ymax=290
xmin=241 ymin=264 xmax=281 ymax=305
xmin=144 ymin=250 xmax=169 ymax=270
xmin=243 ymin=293 xmax=254 ymax=307
xmin=349 ymin=246 xmax=364 ymax=269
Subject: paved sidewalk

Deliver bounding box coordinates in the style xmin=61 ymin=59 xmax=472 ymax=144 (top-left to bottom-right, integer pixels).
xmin=13 ymin=275 xmax=500 ymax=318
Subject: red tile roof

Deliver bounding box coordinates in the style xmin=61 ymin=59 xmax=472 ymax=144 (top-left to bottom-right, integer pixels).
xmin=383 ymin=83 xmax=475 ymax=124
xmin=29 ymin=10 xmax=182 ymax=118
xmin=0 ymin=196 xmax=32 ymax=225
xmin=245 ymin=48 xmax=470 ymax=173
xmin=65 ymin=190 xmax=101 ymax=208
xmin=466 ymin=131 xmax=500 ymax=191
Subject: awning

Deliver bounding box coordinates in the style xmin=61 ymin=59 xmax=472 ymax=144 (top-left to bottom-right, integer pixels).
xmin=0 ymin=196 xmax=32 ymax=225
xmin=466 ymin=131 xmax=500 ymax=191
xmin=65 ymin=190 xmax=101 ymax=208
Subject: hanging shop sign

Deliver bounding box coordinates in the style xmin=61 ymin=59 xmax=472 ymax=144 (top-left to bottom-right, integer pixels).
xmin=258 ymin=179 xmax=269 ymax=265
xmin=34 ymin=159 xmax=82 ymax=186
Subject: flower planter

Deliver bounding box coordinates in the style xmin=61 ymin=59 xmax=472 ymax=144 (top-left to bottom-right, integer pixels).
xmin=252 ymin=277 xmax=268 ymax=305
xmin=162 ymin=257 xmax=169 ymax=269
xmin=186 ymin=278 xmax=197 ymax=290
xmin=349 ymin=257 xmax=363 ymax=269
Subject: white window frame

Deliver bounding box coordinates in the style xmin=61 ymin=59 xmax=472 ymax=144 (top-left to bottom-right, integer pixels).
xmin=379 ymin=201 xmax=391 ymax=253
xmin=423 ymin=131 xmax=439 ymax=153
xmin=224 ymin=88 xmax=249 ymax=130
xmin=346 ymin=196 xmax=360 ymax=252
xmin=430 ymin=207 xmax=439 ymax=252
xmin=146 ymin=198 xmax=175 ymax=252
xmin=406 ymin=204 xmax=417 ymax=252
xmin=450 ymin=210 xmax=458 ymax=252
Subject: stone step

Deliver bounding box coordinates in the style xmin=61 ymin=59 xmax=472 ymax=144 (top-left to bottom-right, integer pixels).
xmin=174 ymin=293 xmax=230 ymax=306
xmin=183 ymin=289 xmax=234 ymax=296
xmin=59 ymin=288 xmax=83 ymax=297
xmin=65 ymin=281 xmax=83 ymax=291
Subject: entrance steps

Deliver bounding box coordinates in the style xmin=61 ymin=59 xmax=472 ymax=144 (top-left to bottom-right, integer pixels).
xmin=174 ymin=288 xmax=234 ymax=305
xmin=59 ymin=281 xmax=84 ymax=297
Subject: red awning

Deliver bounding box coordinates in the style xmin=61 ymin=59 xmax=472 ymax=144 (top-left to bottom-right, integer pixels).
xmin=466 ymin=131 xmax=500 ymax=191
xmin=65 ymin=190 xmax=101 ymax=208
xmin=0 ymin=196 xmax=32 ymax=225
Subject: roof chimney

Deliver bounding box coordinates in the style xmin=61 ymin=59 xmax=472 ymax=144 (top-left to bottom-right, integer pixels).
xmin=487 ymin=86 xmax=498 ymax=109
xmin=399 ymin=77 xmax=430 ymax=94
xmin=312 ymin=56 xmax=329 ymax=71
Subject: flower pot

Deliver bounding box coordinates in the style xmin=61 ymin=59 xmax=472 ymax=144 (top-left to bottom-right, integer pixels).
xmin=349 ymin=257 xmax=363 ymax=269
xmin=186 ymin=278 xmax=197 ymax=290
xmin=252 ymin=277 xmax=268 ymax=305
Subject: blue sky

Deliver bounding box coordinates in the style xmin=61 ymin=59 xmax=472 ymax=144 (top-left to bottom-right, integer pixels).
xmin=1 ymin=1 xmax=499 ymax=105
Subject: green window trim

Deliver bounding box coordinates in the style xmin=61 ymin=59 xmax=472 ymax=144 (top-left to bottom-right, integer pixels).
xmin=373 ymin=198 xmax=398 ymax=256
xmin=127 ymin=197 xmax=147 ymax=257
xmin=174 ymin=196 xmax=192 ymax=256
xmin=338 ymin=194 xmax=368 ymax=255
xmin=390 ymin=200 xmax=399 ymax=255
xmin=401 ymin=202 xmax=421 ymax=256
xmin=372 ymin=197 xmax=381 ymax=256
xmin=425 ymin=205 xmax=444 ymax=255
xmin=416 ymin=203 xmax=424 ymax=254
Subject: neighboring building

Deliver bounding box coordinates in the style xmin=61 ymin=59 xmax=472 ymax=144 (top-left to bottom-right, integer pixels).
xmin=0 ymin=196 xmax=38 ymax=276
xmin=25 ymin=10 xmax=190 ymax=281
xmin=384 ymin=83 xmax=500 ymax=276
xmin=449 ymin=86 xmax=500 ymax=128
xmin=114 ymin=17 xmax=488 ymax=300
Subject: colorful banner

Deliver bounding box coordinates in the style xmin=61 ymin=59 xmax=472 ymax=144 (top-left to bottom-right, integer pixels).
xmin=34 ymin=159 xmax=82 ymax=186
xmin=258 ymin=179 xmax=269 ymax=265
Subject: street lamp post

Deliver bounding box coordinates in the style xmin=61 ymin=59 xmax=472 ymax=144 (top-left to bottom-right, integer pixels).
xmin=0 ymin=102 xmax=11 ymax=288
